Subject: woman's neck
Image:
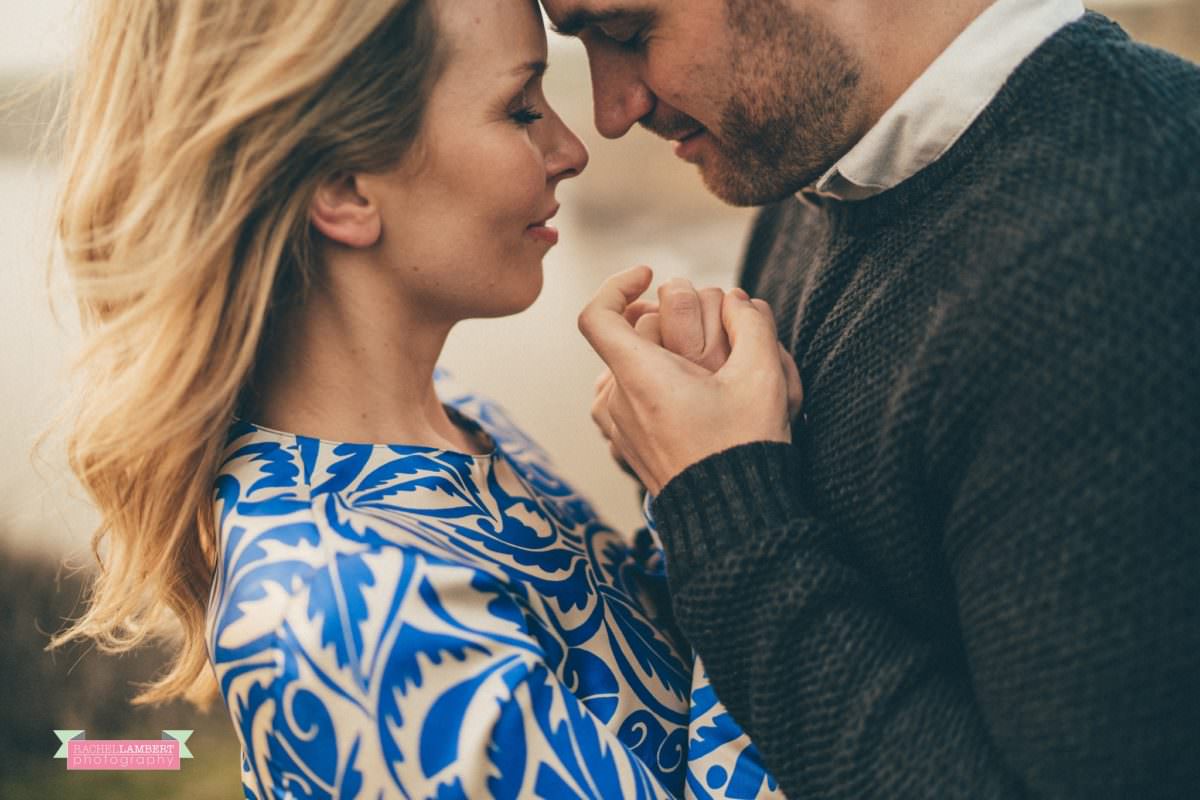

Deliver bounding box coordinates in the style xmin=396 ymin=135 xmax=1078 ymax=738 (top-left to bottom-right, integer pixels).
xmin=251 ymin=260 xmax=483 ymax=454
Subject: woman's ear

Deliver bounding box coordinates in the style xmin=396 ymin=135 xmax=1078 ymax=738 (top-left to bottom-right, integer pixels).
xmin=309 ymin=172 xmax=381 ymax=248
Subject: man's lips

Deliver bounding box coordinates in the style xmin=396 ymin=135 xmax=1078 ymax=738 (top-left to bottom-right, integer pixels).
xmin=673 ymin=127 xmax=708 ymax=162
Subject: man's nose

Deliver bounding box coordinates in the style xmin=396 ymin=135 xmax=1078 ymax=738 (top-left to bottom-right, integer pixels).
xmin=585 ymin=46 xmax=654 ymax=139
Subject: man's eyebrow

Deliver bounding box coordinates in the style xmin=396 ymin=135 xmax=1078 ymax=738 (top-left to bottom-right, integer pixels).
xmin=551 ymin=9 xmax=650 ymax=38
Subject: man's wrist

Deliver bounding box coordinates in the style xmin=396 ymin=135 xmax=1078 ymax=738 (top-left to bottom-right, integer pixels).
xmin=653 ymin=430 xmax=793 ymax=495
xmin=651 ymin=441 xmax=808 ymax=584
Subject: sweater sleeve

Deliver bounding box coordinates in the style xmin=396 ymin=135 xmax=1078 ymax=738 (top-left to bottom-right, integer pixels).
xmin=650 ymin=200 xmax=1200 ymax=797
xmin=653 ymin=444 xmax=1028 ymax=798
xmin=640 ymin=489 xmax=787 ymax=799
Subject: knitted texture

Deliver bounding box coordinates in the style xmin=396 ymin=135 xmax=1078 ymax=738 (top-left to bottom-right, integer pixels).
xmin=652 ymin=13 xmax=1200 ymax=798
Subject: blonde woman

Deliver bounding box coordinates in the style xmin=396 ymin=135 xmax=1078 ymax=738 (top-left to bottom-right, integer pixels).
xmin=52 ymin=0 xmax=783 ymax=797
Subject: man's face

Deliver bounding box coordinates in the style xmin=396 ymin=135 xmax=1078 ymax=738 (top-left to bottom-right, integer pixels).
xmin=542 ymin=0 xmax=865 ymax=205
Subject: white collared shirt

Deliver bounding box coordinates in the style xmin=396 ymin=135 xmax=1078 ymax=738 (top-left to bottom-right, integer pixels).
xmin=807 ymin=0 xmax=1085 ymax=201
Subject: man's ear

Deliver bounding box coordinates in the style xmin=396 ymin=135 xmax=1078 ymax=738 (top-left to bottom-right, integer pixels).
xmin=309 ymin=172 xmax=381 ymax=248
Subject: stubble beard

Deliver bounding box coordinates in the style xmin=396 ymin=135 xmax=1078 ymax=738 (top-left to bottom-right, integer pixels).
xmin=702 ymin=0 xmax=863 ymax=206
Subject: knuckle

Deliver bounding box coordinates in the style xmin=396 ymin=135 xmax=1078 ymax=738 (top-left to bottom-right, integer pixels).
xmin=634 ymin=313 xmax=661 ymax=340
xmin=667 ymin=298 xmax=699 ymax=312
xmin=576 ymin=308 xmax=592 ymax=334
xmin=751 ymin=299 xmax=777 ymax=325
xmin=659 ymin=282 xmax=699 ymax=308
xmin=699 ymin=348 xmax=726 ymax=372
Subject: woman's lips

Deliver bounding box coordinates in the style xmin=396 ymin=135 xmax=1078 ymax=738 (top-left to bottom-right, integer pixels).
xmin=526 ymin=204 xmax=560 ymax=245
xmin=525 ymin=224 xmax=559 ymax=245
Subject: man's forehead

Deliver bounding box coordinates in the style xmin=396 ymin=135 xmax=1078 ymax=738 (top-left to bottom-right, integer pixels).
xmin=540 ymin=0 xmax=592 ymax=22
xmin=541 ymin=0 xmax=656 ymax=31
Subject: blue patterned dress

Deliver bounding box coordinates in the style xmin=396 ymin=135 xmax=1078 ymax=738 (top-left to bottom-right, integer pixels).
xmin=206 ymin=372 xmax=782 ymax=799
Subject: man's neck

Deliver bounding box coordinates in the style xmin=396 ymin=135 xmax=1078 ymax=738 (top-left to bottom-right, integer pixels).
xmin=832 ymin=0 xmax=998 ymax=137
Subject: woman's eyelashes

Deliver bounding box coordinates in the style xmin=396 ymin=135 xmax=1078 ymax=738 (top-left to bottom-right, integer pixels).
xmin=510 ymin=103 xmax=544 ymax=126
xmin=508 ymin=87 xmax=544 ymax=127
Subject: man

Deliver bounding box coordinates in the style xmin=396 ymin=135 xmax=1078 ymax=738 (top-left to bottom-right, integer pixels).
xmin=545 ymin=0 xmax=1200 ymax=795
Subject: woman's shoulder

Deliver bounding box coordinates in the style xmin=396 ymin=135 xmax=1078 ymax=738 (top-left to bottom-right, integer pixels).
xmin=207 ymin=476 xmax=555 ymax=799
xmin=210 ymin=417 xmax=520 ymax=622
xmin=215 ymin=419 xmax=315 ymax=525
xmin=208 ymin=372 xmax=612 ymax=666
xmin=208 ymin=420 xmax=543 ymax=680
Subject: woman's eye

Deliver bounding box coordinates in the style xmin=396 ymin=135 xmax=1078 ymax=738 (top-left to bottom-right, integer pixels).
xmin=510 ymin=105 xmax=544 ymax=126
xmin=508 ymin=85 xmax=545 ymax=127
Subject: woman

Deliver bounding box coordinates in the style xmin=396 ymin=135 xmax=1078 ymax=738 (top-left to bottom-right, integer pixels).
xmin=52 ymin=0 xmax=782 ymax=797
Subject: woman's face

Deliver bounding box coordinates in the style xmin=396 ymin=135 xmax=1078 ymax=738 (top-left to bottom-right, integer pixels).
xmin=362 ymin=0 xmax=589 ymax=321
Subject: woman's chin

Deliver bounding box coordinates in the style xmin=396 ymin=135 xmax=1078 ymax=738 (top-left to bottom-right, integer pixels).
xmin=506 ymin=281 xmax=544 ymax=317
xmin=473 ymin=269 xmax=544 ymax=320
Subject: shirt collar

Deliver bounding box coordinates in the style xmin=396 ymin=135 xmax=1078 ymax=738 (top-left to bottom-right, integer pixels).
xmin=804 ymin=0 xmax=1085 ymax=202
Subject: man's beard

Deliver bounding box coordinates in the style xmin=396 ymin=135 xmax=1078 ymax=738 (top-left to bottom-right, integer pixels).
xmin=677 ymin=0 xmax=863 ymax=206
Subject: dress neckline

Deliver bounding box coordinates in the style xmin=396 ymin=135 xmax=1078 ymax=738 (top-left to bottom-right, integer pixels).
xmin=233 ymin=402 xmax=499 ymax=460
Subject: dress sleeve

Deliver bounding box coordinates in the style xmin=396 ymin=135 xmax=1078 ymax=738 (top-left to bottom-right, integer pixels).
xmin=217 ymin=533 xmax=676 ymax=799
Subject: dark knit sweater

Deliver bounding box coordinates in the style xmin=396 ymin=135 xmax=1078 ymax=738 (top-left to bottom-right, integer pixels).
xmin=652 ymin=14 xmax=1200 ymax=798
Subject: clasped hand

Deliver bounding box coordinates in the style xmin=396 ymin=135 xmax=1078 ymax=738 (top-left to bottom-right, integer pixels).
xmin=580 ymin=266 xmax=803 ymax=496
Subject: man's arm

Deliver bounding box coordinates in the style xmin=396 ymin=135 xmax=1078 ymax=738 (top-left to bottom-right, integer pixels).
xmin=581 ymin=208 xmax=1200 ymax=796
xmin=652 ymin=319 xmax=1198 ymax=796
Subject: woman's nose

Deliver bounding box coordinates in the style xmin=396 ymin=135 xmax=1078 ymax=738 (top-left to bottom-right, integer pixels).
xmin=546 ymin=112 xmax=590 ymax=182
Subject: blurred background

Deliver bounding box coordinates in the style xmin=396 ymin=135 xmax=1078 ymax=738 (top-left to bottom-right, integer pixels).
xmin=1 ymin=1 xmax=1197 ymax=796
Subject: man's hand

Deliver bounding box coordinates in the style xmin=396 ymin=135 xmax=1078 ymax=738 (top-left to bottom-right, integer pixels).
xmin=581 ymin=266 xmax=802 ymax=495
xmin=591 ymin=278 xmax=732 ymax=475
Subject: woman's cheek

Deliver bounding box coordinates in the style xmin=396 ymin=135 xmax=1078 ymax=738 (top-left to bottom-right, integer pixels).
xmin=501 ymin=165 xmax=544 ymax=228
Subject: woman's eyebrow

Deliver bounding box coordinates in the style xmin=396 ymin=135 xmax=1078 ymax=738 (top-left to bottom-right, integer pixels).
xmin=509 ymin=59 xmax=549 ymax=80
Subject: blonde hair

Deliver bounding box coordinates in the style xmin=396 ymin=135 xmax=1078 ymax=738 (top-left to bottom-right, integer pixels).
xmin=49 ymin=0 xmax=444 ymax=706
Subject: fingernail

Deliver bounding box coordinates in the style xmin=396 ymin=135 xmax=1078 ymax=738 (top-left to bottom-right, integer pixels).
xmin=732 ymin=288 xmax=750 ymax=301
